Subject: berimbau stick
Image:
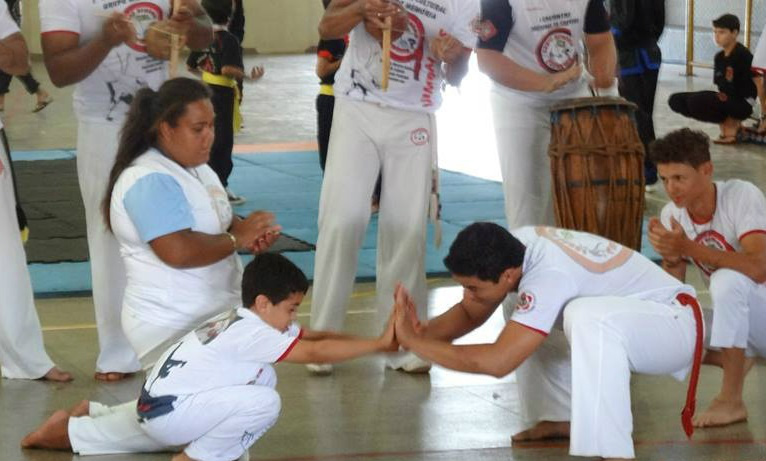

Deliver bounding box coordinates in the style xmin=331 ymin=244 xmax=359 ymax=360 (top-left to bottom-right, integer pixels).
xmin=381 ymin=16 xmax=392 ymax=91
xmin=169 ymin=0 xmax=182 ymax=77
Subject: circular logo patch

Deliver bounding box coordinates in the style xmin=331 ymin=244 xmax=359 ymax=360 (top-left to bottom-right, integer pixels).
xmin=536 ymin=28 xmax=577 ymax=72
xmin=123 ymin=3 xmax=165 ymax=53
xmin=515 ymin=291 xmax=535 ymax=314
xmin=410 ymin=128 xmax=429 ymax=146
xmin=694 ymin=230 xmax=734 ymax=275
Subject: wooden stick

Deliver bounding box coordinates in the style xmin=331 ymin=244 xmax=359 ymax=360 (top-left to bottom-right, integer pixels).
xmin=381 ymin=16 xmax=392 ymax=91
xmin=168 ymin=0 xmax=182 ymax=77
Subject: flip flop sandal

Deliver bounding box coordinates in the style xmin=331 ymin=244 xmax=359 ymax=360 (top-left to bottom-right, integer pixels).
xmin=33 ymin=97 xmax=52 ymax=113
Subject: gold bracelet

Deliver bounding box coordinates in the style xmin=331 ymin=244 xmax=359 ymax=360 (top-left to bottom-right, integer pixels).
xmin=226 ymin=232 xmax=238 ymax=250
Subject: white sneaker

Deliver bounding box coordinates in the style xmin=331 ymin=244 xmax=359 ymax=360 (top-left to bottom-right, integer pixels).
xmin=306 ymin=363 xmax=333 ymax=375
xmin=385 ymin=352 xmax=431 ymax=373
xmin=226 ymin=187 xmax=246 ymax=205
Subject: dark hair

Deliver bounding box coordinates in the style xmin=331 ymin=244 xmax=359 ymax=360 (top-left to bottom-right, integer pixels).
xmin=202 ymin=0 xmax=232 ymax=25
xmin=102 ymin=78 xmax=212 ymax=231
xmin=242 ymin=253 xmax=309 ymax=307
xmin=648 ymin=128 xmax=711 ymax=168
xmin=712 ymin=13 xmax=740 ymax=33
xmin=444 ymin=222 xmax=525 ymax=282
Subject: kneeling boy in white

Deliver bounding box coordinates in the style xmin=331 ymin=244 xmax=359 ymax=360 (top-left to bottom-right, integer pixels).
xmin=648 ymin=128 xmax=766 ymax=428
xmin=21 ymin=253 xmax=397 ymax=461
xmin=393 ymin=222 xmax=704 ymax=460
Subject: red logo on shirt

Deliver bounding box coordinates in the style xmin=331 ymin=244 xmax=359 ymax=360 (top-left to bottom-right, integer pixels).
xmin=693 ymin=230 xmax=735 ymax=276
xmin=536 ymin=28 xmax=577 ymax=72
xmin=391 ymin=13 xmax=426 ymax=80
xmin=472 ymin=18 xmax=497 ymax=42
xmin=516 ymin=292 xmax=535 ymax=314
xmin=122 ymin=3 xmax=165 ymax=54
xmin=410 ymin=128 xmax=430 ymax=145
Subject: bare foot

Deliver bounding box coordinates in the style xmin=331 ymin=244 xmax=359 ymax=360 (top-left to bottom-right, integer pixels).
xmin=692 ymin=397 xmax=747 ymax=427
xmin=41 ymin=367 xmax=73 ymax=382
xmin=171 ymin=451 xmax=197 ymax=461
xmin=67 ymin=400 xmax=89 ymax=417
xmin=20 ymin=410 xmax=71 ymax=450
xmin=94 ymin=371 xmax=134 ymax=382
xmin=511 ymin=421 xmax=570 ymax=443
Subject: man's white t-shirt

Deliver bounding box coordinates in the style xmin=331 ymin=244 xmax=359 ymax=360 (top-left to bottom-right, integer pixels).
xmin=0 ymin=1 xmax=19 ymax=132
xmin=141 ymin=308 xmax=301 ymax=400
xmin=39 ymin=0 xmax=171 ymax=122
xmin=509 ymin=226 xmax=695 ymax=334
xmin=660 ymin=179 xmax=766 ymax=283
xmin=334 ymin=0 xmax=479 ymax=113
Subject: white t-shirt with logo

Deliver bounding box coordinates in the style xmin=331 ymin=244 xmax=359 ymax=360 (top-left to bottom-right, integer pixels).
xmin=110 ymin=149 xmax=241 ymax=330
xmin=39 ymin=0 xmax=170 ymax=123
xmin=141 ymin=308 xmax=301 ymax=399
xmin=334 ymin=0 xmax=479 ymax=113
xmin=509 ymin=226 xmax=695 ymax=334
xmin=660 ymin=179 xmax=766 ymax=284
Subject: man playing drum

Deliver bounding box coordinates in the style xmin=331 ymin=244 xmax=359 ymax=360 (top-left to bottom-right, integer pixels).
xmin=474 ymin=0 xmax=617 ymax=229
xmin=648 ymin=128 xmax=766 ymax=428
xmin=393 ymin=222 xmax=704 ymax=460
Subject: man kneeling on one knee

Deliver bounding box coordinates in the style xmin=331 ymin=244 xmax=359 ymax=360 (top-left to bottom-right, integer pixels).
xmin=392 ymin=222 xmax=704 ymax=461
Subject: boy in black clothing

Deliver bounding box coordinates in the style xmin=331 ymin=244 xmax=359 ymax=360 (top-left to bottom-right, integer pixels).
xmin=187 ymin=0 xmax=263 ymax=204
xmin=668 ymin=14 xmax=757 ymax=145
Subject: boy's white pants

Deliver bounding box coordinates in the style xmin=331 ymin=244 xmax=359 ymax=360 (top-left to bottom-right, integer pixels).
xmin=0 ymin=139 xmax=55 ymax=379
xmin=516 ymin=296 xmax=697 ymax=459
xmin=489 ymin=85 xmax=591 ymax=229
xmin=310 ymin=98 xmax=433 ymax=332
xmin=141 ymin=379 xmax=280 ymax=461
xmin=76 ymin=119 xmax=140 ymax=374
xmin=708 ymin=268 xmax=766 ymax=356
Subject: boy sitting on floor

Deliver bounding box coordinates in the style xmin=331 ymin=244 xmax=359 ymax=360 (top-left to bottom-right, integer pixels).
xmin=22 ymin=253 xmax=398 ymax=461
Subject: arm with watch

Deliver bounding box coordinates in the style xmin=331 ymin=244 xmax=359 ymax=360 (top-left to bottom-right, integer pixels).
xmin=149 ymin=210 xmax=281 ymax=269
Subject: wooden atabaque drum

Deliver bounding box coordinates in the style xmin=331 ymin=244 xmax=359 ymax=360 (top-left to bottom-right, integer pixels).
xmin=548 ymin=97 xmax=645 ymax=249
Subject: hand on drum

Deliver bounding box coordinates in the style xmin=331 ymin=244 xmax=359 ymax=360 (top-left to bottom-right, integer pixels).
xmin=430 ymin=31 xmax=464 ymax=65
xmin=99 ymin=12 xmax=137 ymax=49
xmin=647 ymin=217 xmax=688 ymax=263
xmin=546 ymin=62 xmax=582 ymax=93
xmin=230 ymin=211 xmax=282 ymax=254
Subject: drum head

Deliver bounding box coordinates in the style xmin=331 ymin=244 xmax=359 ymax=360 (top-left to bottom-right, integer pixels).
xmin=550 ymin=96 xmax=638 ymax=113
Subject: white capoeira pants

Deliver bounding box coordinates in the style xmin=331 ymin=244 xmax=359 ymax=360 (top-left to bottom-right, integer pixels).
xmin=489 ymin=85 xmax=591 ymax=229
xmin=708 ymin=268 xmax=766 ymax=356
xmin=0 ymin=138 xmax=55 ymax=379
xmin=69 ymin=309 xmax=237 ymax=455
xmin=310 ymin=98 xmax=433 ymax=332
xmin=141 ymin=379 xmax=280 ymax=461
xmin=76 ymin=119 xmax=140 ymax=374
xmin=515 ymin=296 xmax=697 ymax=459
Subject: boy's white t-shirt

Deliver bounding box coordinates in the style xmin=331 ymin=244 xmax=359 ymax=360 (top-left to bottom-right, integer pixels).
xmin=660 ymin=179 xmax=766 ymax=283
xmin=141 ymin=308 xmax=302 ymax=399
xmin=39 ymin=0 xmax=170 ymax=122
xmin=334 ymin=0 xmax=479 ymax=113
xmin=508 ymin=226 xmax=696 ymax=334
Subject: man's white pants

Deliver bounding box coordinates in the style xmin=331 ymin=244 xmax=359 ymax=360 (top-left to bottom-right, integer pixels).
xmin=489 ymin=85 xmax=590 ymax=228
xmin=310 ymin=98 xmax=433 ymax=332
xmin=141 ymin=380 xmax=280 ymax=461
xmin=516 ymin=296 xmax=697 ymax=459
xmin=708 ymin=268 xmax=766 ymax=356
xmin=76 ymin=119 xmax=140 ymax=373
xmin=0 ymin=139 xmax=55 ymax=379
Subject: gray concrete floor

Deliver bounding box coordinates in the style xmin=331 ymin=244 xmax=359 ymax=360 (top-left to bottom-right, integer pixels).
xmin=2 ymin=55 xmax=765 ymax=461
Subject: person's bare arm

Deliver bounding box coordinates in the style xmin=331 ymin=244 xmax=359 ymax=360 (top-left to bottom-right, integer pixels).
xmin=319 ymin=0 xmax=398 ymax=39
xmin=0 ymin=32 xmax=28 ymax=75
xmin=661 ymin=258 xmax=688 ymax=282
xmin=683 ymin=233 xmax=766 ymax=283
xmin=583 ymin=30 xmax=617 ymax=89
xmin=41 ymin=14 xmax=135 ymax=87
xmin=316 ymin=56 xmax=342 ymax=79
xmin=477 ymin=48 xmax=582 ymax=93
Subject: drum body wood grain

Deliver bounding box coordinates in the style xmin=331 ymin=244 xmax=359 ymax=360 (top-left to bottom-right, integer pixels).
xmin=548 ymin=97 xmax=645 ymax=249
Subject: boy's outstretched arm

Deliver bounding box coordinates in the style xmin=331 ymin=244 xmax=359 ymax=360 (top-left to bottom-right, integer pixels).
xmin=281 ymin=315 xmax=398 ymax=364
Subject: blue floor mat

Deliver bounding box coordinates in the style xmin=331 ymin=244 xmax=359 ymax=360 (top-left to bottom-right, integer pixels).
xmin=25 ymin=150 xmax=659 ymax=295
